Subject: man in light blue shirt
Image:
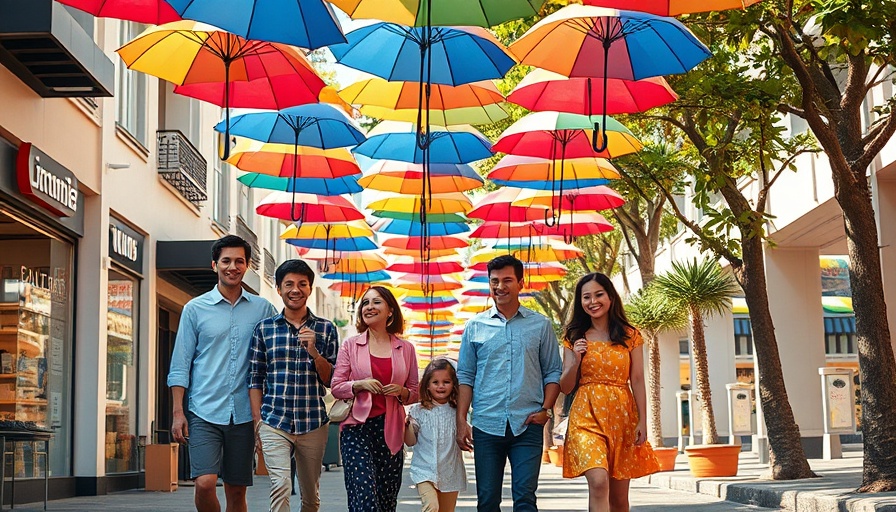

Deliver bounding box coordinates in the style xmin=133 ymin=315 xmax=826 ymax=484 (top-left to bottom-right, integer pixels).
xmin=167 ymin=235 xmax=276 ymax=512
xmin=456 ymin=255 xmax=562 ymax=512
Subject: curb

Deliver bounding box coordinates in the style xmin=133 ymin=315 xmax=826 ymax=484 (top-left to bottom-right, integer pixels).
xmin=643 ymin=472 xmax=896 ymax=512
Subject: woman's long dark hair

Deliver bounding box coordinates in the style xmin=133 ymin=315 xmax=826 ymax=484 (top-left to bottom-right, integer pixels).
xmin=563 ymin=273 xmax=633 ymax=347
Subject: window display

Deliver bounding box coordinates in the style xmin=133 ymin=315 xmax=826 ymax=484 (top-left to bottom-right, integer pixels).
xmin=106 ymin=272 xmax=138 ymax=473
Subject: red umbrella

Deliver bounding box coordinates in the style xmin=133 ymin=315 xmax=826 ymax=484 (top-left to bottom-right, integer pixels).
xmin=388 ymin=261 xmax=465 ymax=274
xmin=57 ymin=0 xmax=180 ymax=24
xmin=255 ymin=192 xmax=364 ymax=222
xmin=512 ymin=186 xmax=626 ymax=212
xmin=467 ymin=188 xmax=549 ymax=223
xmin=581 ymin=0 xmax=761 ymax=16
xmin=508 ymin=69 xmax=677 ymax=116
xmin=382 ymin=236 xmax=469 ymax=251
xmin=470 ymin=213 xmax=614 ymax=239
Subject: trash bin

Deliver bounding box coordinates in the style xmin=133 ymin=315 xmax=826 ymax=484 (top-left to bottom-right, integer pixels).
xmin=322 ymin=422 xmax=341 ymax=471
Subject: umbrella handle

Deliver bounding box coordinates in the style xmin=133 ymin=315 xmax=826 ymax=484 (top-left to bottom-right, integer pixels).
xmin=592 ymin=121 xmax=609 ymax=153
xmin=221 ymin=60 xmax=232 ymax=161
xmin=543 ymin=208 xmax=557 ymax=228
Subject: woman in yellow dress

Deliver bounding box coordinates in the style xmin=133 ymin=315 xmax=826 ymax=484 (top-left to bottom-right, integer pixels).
xmin=560 ymin=273 xmax=659 ymax=512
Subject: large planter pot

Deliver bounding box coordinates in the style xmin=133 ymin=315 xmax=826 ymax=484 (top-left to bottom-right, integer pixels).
xmin=548 ymin=446 xmax=564 ymax=467
xmin=684 ymin=444 xmax=741 ymax=477
xmin=653 ymin=446 xmax=679 ymax=472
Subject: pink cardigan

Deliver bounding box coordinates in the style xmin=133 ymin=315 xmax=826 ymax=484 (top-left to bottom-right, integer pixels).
xmin=331 ymin=331 xmax=419 ymax=454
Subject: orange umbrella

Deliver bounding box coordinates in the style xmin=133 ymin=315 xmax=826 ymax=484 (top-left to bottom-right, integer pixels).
xmin=581 ymin=0 xmax=761 ymax=16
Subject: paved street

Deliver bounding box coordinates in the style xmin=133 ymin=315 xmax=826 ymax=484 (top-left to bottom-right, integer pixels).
xmin=8 ymin=456 xmax=769 ymax=511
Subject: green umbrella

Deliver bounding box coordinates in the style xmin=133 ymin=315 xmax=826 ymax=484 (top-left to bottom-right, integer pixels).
xmin=330 ymin=0 xmax=545 ymax=27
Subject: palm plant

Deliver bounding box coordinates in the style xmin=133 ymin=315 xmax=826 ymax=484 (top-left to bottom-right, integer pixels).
xmin=654 ymin=258 xmax=739 ymax=445
xmin=626 ymin=284 xmax=687 ymax=448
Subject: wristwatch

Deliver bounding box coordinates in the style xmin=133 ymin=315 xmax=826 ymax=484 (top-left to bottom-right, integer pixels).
xmin=541 ymin=407 xmax=553 ymax=419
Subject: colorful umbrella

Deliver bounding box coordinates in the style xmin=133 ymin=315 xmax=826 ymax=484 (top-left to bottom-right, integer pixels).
xmin=509 ymin=5 xmax=710 ymax=150
xmin=360 ymin=165 xmax=483 ymax=194
xmin=321 ymin=254 xmax=389 ymax=274
xmin=388 ymin=261 xmax=465 ymax=274
xmin=322 ymin=270 xmax=392 ymax=282
xmin=384 ymin=246 xmax=461 ymax=258
xmin=493 ymin=112 xmax=642 ymax=160
xmin=354 ymin=125 xmax=493 ymax=164
xmin=366 ymin=192 xmax=473 ymax=215
xmin=256 ymin=192 xmax=364 ymax=222
xmin=467 ymin=187 xmax=549 ymax=223
xmin=396 ymin=274 xmax=464 ymax=292
xmin=287 ymin=236 xmax=378 ymax=252
xmin=226 ymin=142 xmax=361 ymax=179
xmin=116 ymin=21 xmax=326 ymax=159
xmin=217 ymin=104 xmax=365 ymax=149
xmin=339 ymin=79 xmax=508 ymax=126
xmin=510 ymin=186 xmax=626 ymax=212
xmin=382 ymin=235 xmax=469 ymax=251
xmin=487 ymin=155 xmax=619 ymax=184
xmin=470 ymin=213 xmax=614 ymax=240
xmin=236 ymin=173 xmax=362 ymax=195
xmin=164 ymin=0 xmax=345 ymax=49
xmin=330 ymin=0 xmax=546 ymax=27
xmin=507 ymin=69 xmax=678 ymax=116
xmin=330 ymin=24 xmax=515 ymax=87
xmin=57 ymin=0 xmax=180 ymax=23
xmin=372 ymin=211 xmax=468 ymax=224
xmin=582 ymin=0 xmax=761 ymax=16
xmin=376 ymin=219 xmax=471 ymax=237
xmin=280 ymin=221 xmax=374 ymax=240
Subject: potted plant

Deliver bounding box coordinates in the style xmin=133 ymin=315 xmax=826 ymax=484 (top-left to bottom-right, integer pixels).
xmin=626 ymin=285 xmax=687 ymax=471
xmin=654 ymin=258 xmax=742 ymax=477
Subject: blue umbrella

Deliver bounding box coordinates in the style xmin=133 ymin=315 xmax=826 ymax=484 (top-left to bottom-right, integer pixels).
xmin=354 ymin=130 xmax=492 ymax=164
xmin=322 ymin=270 xmax=392 ymax=282
xmin=490 ymin=178 xmax=610 ymax=190
xmin=164 ymin=0 xmax=345 ymax=49
xmin=378 ymin=219 xmax=470 ymax=237
xmin=215 ymin=104 xmax=365 ymax=149
xmin=287 ymin=236 xmax=378 ymax=252
xmin=407 ymin=327 xmax=452 ymax=335
xmin=330 ymin=23 xmax=515 ymax=86
xmin=237 ymin=172 xmax=362 ymax=195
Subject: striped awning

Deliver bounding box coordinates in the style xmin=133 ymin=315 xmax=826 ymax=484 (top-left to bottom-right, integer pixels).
xmin=824 ymin=316 xmax=856 ymax=335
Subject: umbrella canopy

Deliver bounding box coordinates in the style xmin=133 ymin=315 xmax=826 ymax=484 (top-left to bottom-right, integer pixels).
xmin=467 ymin=187 xmax=549 ymax=222
xmin=382 ymin=236 xmax=469 ymax=251
xmin=323 ymin=270 xmax=392 ymax=282
xmin=385 ymin=246 xmax=460 ymax=258
xmin=354 ymin=126 xmax=493 ymax=164
xmin=361 ymin=163 xmax=483 ymax=194
xmin=280 ymin=221 xmax=374 ymax=240
xmin=470 ymin=213 xmax=614 ymax=239
xmin=509 ymin=5 xmax=711 ymax=80
xmin=372 ymin=211 xmax=468 ymax=224
xmin=511 ymin=186 xmax=626 ymax=211
xmin=237 ymin=173 xmax=362 ymax=195
xmin=226 ymin=142 xmax=361 ymax=179
xmin=508 ymin=69 xmax=678 ymax=115
xmin=493 ymin=111 xmax=642 ymax=160
xmin=582 ymin=0 xmax=761 ymax=16
xmin=395 ymin=274 xmax=464 ymax=291
xmin=330 ymin=0 xmax=545 ymax=27
xmin=366 ymin=192 xmax=473 ymax=215
xmin=488 ymin=155 xmax=619 ymax=183
xmin=376 ymin=219 xmax=471 ymax=237
xmin=217 ymin=104 xmax=365 ymax=149
xmin=164 ymin=0 xmax=345 ymax=49
xmin=57 ymin=0 xmax=179 ymax=23
xmin=340 ymin=79 xmax=508 ymax=126
xmin=287 ymin=236 xmax=378 ymax=252
xmin=388 ymin=261 xmax=465 ymax=274
xmin=256 ymin=192 xmax=364 ymax=222
xmin=330 ymin=24 xmax=516 ymax=86
xmin=321 ymin=254 xmax=389 ymax=274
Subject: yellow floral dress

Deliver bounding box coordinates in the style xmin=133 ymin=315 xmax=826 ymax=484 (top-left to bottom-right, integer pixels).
xmin=562 ymin=329 xmax=659 ymax=479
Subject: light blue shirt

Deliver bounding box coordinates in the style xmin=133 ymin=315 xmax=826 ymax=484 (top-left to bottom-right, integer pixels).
xmin=457 ymin=305 xmax=562 ymax=437
xmin=167 ymin=286 xmax=275 ymax=425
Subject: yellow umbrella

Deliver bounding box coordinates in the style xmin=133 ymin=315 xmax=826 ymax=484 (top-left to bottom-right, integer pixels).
xmin=366 ymin=192 xmax=473 ymax=215
xmin=488 ymin=155 xmax=620 ymax=182
xmin=360 ymin=172 xmax=483 ymax=194
xmin=280 ymin=221 xmax=373 ymax=240
xmin=322 ymin=254 xmax=389 ymax=274
xmin=384 ymin=246 xmax=461 ymax=258
xmin=339 ymin=78 xmax=508 ymax=126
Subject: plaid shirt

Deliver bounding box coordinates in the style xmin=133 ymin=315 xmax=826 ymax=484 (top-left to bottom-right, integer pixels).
xmin=248 ymin=309 xmax=340 ymax=434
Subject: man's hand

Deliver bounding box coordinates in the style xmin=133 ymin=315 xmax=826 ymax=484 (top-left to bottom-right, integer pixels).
xmin=456 ymin=419 xmax=473 ymax=452
xmin=352 ymin=378 xmax=383 ymax=394
xmin=524 ymin=409 xmax=550 ymax=426
xmin=299 ymin=327 xmax=319 ymax=359
xmin=171 ymin=410 xmax=189 ymax=444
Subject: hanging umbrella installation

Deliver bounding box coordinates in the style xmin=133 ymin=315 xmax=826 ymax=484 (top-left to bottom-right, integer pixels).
xmin=227 ymin=142 xmax=361 ymax=179
xmin=331 ymin=0 xmax=546 ymax=27
xmin=58 ymin=0 xmax=180 ymax=23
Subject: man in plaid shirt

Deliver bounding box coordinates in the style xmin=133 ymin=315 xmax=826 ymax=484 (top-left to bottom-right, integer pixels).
xmin=248 ymin=259 xmax=340 ymax=512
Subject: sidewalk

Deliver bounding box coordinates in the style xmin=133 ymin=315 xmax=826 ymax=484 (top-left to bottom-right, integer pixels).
xmin=5 ymin=454 xmax=763 ymax=511
xmin=640 ymin=446 xmax=896 ymax=512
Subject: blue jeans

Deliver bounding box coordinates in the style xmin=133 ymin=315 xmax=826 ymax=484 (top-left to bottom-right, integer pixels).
xmin=472 ymin=423 xmax=544 ymax=512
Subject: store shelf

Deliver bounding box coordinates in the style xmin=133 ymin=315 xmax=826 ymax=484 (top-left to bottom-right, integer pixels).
xmin=108 ymin=331 xmax=133 ymax=342
xmin=0 ymin=399 xmax=47 ymax=405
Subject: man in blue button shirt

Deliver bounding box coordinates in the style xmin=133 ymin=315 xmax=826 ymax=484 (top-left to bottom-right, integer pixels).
xmin=456 ymin=255 xmax=562 ymax=512
xmin=248 ymin=259 xmax=339 ymax=512
xmin=167 ymin=235 xmax=276 ymax=512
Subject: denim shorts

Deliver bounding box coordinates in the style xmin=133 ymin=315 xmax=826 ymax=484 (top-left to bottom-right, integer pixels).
xmin=186 ymin=411 xmax=255 ymax=486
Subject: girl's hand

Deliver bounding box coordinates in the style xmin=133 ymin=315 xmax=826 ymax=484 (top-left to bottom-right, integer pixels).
xmin=634 ymin=420 xmax=647 ymax=445
xmin=353 ymin=378 xmax=383 ymax=394
xmin=572 ymin=338 xmax=588 ymax=358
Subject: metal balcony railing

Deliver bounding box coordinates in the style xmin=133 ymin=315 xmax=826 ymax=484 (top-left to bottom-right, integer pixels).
xmin=157 ymin=130 xmax=207 ymax=207
xmin=235 ymin=216 xmax=261 ymax=271
xmin=263 ymin=249 xmax=275 ymax=283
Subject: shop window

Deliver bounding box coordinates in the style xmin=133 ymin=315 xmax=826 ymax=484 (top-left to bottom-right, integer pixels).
xmin=237 ymin=183 xmax=254 ymax=225
xmin=733 ymin=318 xmax=753 ymax=356
xmin=117 ymin=22 xmax=148 ymax=146
xmin=106 ymin=270 xmax=139 ymax=474
xmin=0 ymin=209 xmax=74 ymax=477
xmin=678 ymin=338 xmax=689 ymax=355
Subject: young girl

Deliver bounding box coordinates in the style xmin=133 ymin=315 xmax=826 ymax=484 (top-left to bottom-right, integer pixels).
xmin=404 ymin=358 xmax=467 ymax=512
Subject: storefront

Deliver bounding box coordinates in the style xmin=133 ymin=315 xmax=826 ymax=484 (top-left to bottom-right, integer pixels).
xmin=0 ymin=138 xmax=83 ymax=486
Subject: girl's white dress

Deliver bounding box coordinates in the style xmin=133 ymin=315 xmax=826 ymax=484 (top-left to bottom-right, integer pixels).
xmin=407 ymin=402 xmax=467 ymax=492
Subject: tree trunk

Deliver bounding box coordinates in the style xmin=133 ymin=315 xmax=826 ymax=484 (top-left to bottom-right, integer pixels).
xmin=733 ymin=236 xmax=817 ymax=479
xmin=835 ymin=170 xmax=896 ymax=492
xmin=645 ymin=329 xmax=664 ymax=447
xmin=689 ymin=307 xmax=718 ymax=444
